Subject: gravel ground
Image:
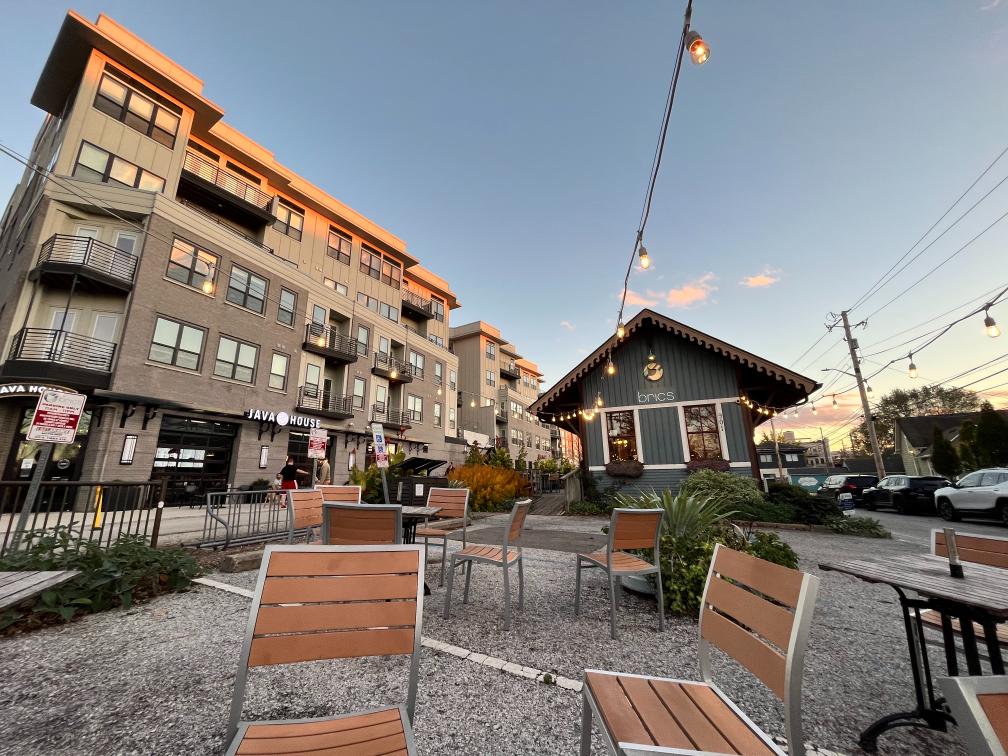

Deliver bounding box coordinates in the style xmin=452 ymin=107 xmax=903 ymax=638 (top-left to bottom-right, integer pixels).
xmin=0 ymin=512 xmax=986 ymax=755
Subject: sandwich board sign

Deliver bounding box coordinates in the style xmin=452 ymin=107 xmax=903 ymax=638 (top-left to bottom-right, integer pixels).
xmin=27 ymin=389 xmax=86 ymax=444
xmin=307 ymin=427 xmax=328 ymax=459
xmin=371 ymin=422 xmax=389 ymax=469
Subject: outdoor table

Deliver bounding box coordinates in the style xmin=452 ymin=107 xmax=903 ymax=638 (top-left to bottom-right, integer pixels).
xmin=401 ymin=505 xmax=441 ymax=595
xmin=0 ymin=570 xmax=80 ymax=611
xmin=820 ymin=553 xmax=1008 ymax=752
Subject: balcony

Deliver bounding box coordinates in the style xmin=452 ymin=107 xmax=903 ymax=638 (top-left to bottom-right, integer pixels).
xmin=401 ymin=289 xmax=435 ymax=320
xmin=495 ymin=406 xmax=508 ymax=424
xmin=30 ymin=234 xmax=137 ymax=294
xmin=296 ymin=386 xmax=353 ymax=420
xmin=2 ymin=328 xmax=116 ymax=389
xmin=178 ymin=151 xmax=275 ymax=227
xmin=372 ymin=353 xmax=413 ymax=384
xmin=501 ymin=360 xmax=521 ymax=380
xmin=371 ymin=405 xmax=412 ymax=430
xmin=302 ymin=324 xmax=361 ymax=364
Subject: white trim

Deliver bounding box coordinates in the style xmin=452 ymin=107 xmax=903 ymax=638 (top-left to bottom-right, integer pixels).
xmin=633 ymin=408 xmax=644 ymax=464
xmin=677 ymin=404 xmax=690 ymax=462
xmin=601 ymin=395 xmax=740 ymax=413
xmin=600 ymin=409 xmax=609 ymax=465
xmin=589 ymin=462 xmax=750 ymax=472
xmin=714 ymin=402 xmax=730 ymax=461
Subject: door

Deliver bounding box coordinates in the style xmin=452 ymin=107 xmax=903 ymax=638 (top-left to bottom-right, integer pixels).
xmin=90 ymin=312 xmax=119 ymax=369
xmin=953 ymin=471 xmax=984 ymax=511
xmin=47 ymin=307 xmax=78 ymax=362
xmin=375 ymin=384 xmax=388 ymax=415
xmin=72 ymin=225 xmax=100 ymax=264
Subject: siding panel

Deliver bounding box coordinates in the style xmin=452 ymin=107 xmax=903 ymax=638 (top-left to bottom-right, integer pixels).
xmin=639 ymin=406 xmax=684 ymax=465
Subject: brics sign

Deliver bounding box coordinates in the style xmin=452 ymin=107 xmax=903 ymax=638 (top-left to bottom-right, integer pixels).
xmin=637 ymin=390 xmax=677 ymax=404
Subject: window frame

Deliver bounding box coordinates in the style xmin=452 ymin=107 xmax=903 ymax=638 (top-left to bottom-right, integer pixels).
xmin=148 ymin=316 xmax=204 ymax=371
xmin=269 ymin=352 xmax=289 ymax=391
xmin=605 ymin=410 xmax=639 ymax=463
xmin=277 ymin=288 xmax=297 ymax=327
xmin=434 ymin=402 xmax=442 ymax=428
xmin=274 ymin=200 xmax=304 ymax=241
xmin=352 ymin=377 xmax=366 ymax=409
xmin=213 ymin=335 xmax=259 ymax=384
xmin=225 ymin=264 xmax=268 ymax=315
xmin=73 ymin=141 xmax=165 ymax=193
xmin=407 ymin=394 xmax=423 ymax=423
xmin=326 ymin=227 xmax=352 ymax=265
xmin=93 ymin=71 xmax=181 ymax=148
xmin=683 ymin=403 xmax=724 ymax=461
xmin=165 ymin=237 xmax=218 ymax=291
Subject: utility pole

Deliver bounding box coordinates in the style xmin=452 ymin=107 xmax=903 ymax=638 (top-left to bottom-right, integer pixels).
xmin=840 ymin=310 xmax=886 ymax=479
xmin=769 ymin=416 xmax=785 ymax=480
xmin=818 ymin=427 xmax=830 ymax=472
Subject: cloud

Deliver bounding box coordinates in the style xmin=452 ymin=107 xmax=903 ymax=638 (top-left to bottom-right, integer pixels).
xmin=740 ymin=267 xmax=781 ymax=288
xmin=660 ymin=273 xmax=718 ymax=308
xmin=559 ymin=320 xmax=575 ymax=332
xmin=623 ymin=289 xmax=659 ymax=307
xmin=981 ymin=0 xmax=1000 ymax=10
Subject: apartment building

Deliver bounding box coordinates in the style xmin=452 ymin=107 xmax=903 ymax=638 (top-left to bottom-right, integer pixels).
xmin=0 ymin=12 xmax=465 ymax=503
xmin=449 ymin=321 xmax=561 ymax=462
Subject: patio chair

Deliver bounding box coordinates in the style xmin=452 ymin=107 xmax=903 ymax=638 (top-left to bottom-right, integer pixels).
xmin=574 ymin=507 xmax=664 ymax=640
xmin=323 ymin=502 xmax=403 ymax=545
xmin=938 ymin=674 xmax=1008 ymax=756
xmin=317 ymin=484 xmax=362 ymax=504
xmin=442 ymin=498 xmax=531 ymax=631
xmin=580 ymin=544 xmax=820 ymax=756
xmin=414 ymin=487 xmax=470 ymax=586
xmin=285 ymin=489 xmax=324 ymax=543
xmin=225 ymin=544 xmax=425 ymax=755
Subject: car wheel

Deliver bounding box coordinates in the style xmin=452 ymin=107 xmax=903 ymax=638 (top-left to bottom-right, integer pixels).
xmin=863 ymin=499 xmax=877 ymax=511
xmin=894 ymin=495 xmax=909 ymax=515
xmin=938 ymin=498 xmax=960 ymax=522
xmin=999 ymin=500 xmax=1008 ymax=527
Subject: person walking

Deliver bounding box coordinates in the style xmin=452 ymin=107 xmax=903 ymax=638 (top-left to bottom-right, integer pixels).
xmin=278 ymin=457 xmax=308 ymax=506
xmin=318 ymin=457 xmax=331 ymax=485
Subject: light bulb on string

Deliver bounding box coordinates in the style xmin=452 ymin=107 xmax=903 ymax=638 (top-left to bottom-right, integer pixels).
xmin=595 ymin=392 xmax=604 ymax=408
xmin=908 ymin=355 xmax=918 ymax=379
xmin=984 ymin=309 xmax=1000 ymax=338
xmin=389 ymin=368 xmax=398 ymax=380
xmin=866 ymin=384 xmax=873 ymax=398
xmin=792 ymin=408 xmax=799 ymax=419
xmin=811 ymin=403 xmax=817 ymax=415
xmin=470 ymin=398 xmax=476 ymax=408
xmin=202 ymin=280 xmax=215 ymax=295
xmin=606 ymin=358 xmax=616 ymax=376
xmin=616 ymin=322 xmax=625 ymax=339
xmin=638 ymin=244 xmax=651 ymax=270
xmin=832 ymin=395 xmax=839 ymax=409
xmin=437 ymin=386 xmax=442 ymax=396
xmin=685 ymin=30 xmax=710 ymax=65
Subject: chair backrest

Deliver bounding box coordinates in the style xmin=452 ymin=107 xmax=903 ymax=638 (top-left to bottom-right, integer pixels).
xmin=938 ymin=675 xmax=1008 ymax=756
xmin=287 ymin=489 xmax=324 ymax=540
xmin=932 ymin=529 xmax=1008 ymax=569
xmin=504 ymin=498 xmax=532 ymax=547
xmin=323 ymin=503 xmax=403 ymax=545
xmin=698 ymin=544 xmax=819 ymax=756
xmin=227 ymin=544 xmax=425 ymax=741
xmin=609 ymin=508 xmax=663 ymax=553
xmin=428 ymin=487 xmax=468 ymax=519
xmin=317 ymin=484 xmax=362 ymax=504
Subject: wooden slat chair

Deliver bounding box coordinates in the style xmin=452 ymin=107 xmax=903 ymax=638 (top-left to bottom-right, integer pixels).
xmin=574 ymin=507 xmax=664 ymax=640
xmin=580 ymin=545 xmax=820 ymax=756
xmin=225 ymin=544 xmax=425 ymax=756
xmin=922 ymin=529 xmax=1008 ymax=654
xmin=286 ymin=489 xmax=325 ymax=543
xmin=939 ymin=675 xmax=1008 ymax=756
xmin=414 ymin=487 xmax=470 ymax=587
xmin=323 ymin=503 xmax=403 ymax=545
xmin=317 ymin=485 xmax=362 ymax=504
xmin=442 ymin=499 xmax=532 ymax=631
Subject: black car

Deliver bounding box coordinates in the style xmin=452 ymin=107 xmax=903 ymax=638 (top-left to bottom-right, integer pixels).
xmin=861 ymin=475 xmax=951 ymax=515
xmin=817 ymin=474 xmax=879 ymax=503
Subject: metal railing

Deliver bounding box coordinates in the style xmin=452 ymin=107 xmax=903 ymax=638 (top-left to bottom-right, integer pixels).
xmin=401 ymin=289 xmax=434 ymax=317
xmin=297 ymin=386 xmax=353 ymax=415
xmin=373 ymin=352 xmax=411 ymax=376
xmin=304 ymin=323 xmax=361 ymax=360
xmin=198 ymin=489 xmax=296 ymax=549
xmin=0 ymin=480 xmax=166 ymax=555
xmin=7 ymin=328 xmax=116 ymax=373
xmin=372 ymin=405 xmax=411 ymax=427
xmin=178 ymin=198 xmax=276 ymax=256
xmin=36 ymin=234 xmax=138 ymax=283
xmin=501 ymin=360 xmax=520 ymax=377
xmin=182 ymin=151 xmax=273 ymax=210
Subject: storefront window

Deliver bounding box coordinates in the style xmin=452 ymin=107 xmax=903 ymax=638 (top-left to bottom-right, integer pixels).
xmin=684 ymin=404 xmax=722 ymax=460
xmin=5 ymin=407 xmax=92 ymax=481
xmin=606 ymin=410 xmax=637 ymax=462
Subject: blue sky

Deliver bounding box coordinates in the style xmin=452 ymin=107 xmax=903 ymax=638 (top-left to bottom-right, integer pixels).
xmin=2 ymin=2 xmax=1007 ymax=447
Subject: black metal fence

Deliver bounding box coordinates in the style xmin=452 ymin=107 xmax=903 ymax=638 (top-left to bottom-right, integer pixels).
xmin=0 ymin=480 xmax=167 ymax=556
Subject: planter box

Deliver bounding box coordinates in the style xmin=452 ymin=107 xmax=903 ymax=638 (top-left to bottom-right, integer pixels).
xmin=604 ymin=461 xmax=644 ymax=478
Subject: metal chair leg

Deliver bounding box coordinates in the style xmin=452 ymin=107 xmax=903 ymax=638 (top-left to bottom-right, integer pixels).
xmin=503 ymin=561 xmax=512 ymax=631
xmin=580 ymin=691 xmax=593 ymax=756
xmin=518 ymin=555 xmax=524 ymax=611
xmin=443 ymin=555 xmax=456 ymax=619
xmin=574 ymin=557 xmax=582 ymax=616
xmin=463 ymin=560 xmax=472 ymax=604
xmin=438 ymin=534 xmax=447 ymax=587
xmin=655 ymin=567 xmax=665 ymax=632
xmin=609 ymin=574 xmax=619 ymax=640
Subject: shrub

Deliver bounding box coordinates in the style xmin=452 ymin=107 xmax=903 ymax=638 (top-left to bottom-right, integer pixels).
xmin=613 ymin=489 xmax=733 ymax=541
xmin=765 ymin=483 xmax=841 ymax=525
xmin=685 ymin=457 xmax=730 ymax=473
xmin=746 ymin=531 xmax=799 ymax=569
xmin=567 ymin=500 xmax=612 ymax=516
xmin=829 ymin=516 xmax=891 ymax=538
xmin=447 ymin=464 xmax=531 ymax=511
xmin=0 ymin=527 xmax=200 ymax=631
xmin=678 ymin=469 xmax=765 ymax=516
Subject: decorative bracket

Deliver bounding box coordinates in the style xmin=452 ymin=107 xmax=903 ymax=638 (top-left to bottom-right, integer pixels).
xmin=142 ymin=405 xmax=159 ymax=430
xmin=119 ymin=402 xmax=137 ymax=428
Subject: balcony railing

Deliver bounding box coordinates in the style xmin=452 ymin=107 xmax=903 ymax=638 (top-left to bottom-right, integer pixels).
xmin=303 ymin=324 xmax=360 ymax=363
xmin=501 ymin=360 xmax=521 ymax=379
xmin=178 ymin=199 xmax=276 ymax=257
xmin=296 ymin=386 xmax=353 ymax=417
xmin=182 ymin=151 xmax=273 ymax=210
xmin=401 ymin=289 xmax=434 ymax=319
xmin=371 ymin=405 xmax=412 ymax=429
xmin=7 ymin=328 xmax=116 ymax=373
xmin=372 ymin=352 xmax=412 ymax=382
xmin=35 ymin=234 xmax=138 ymax=286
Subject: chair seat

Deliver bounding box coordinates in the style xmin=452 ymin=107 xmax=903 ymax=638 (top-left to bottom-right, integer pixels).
xmin=455 ymin=544 xmax=520 ymax=564
xmin=415 ymin=526 xmax=454 ymax=539
xmin=232 ymin=706 xmax=410 ymax=755
xmin=920 ymin=608 xmax=1008 ymax=646
xmin=584 ymin=671 xmax=780 ymax=755
xmin=579 ymin=550 xmax=656 ymax=573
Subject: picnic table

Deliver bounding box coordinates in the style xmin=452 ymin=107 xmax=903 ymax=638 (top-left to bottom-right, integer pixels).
xmin=0 ymin=570 xmax=80 ymax=611
xmin=820 ymin=553 xmax=1008 ymax=752
xmin=401 ymin=505 xmax=440 ymax=545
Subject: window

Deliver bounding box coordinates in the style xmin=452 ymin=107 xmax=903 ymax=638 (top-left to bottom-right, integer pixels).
xmin=312 ymin=305 xmax=326 ymax=325
xmin=449 ymin=407 xmax=456 ymax=430
xmin=428 ymin=334 xmax=445 ymax=348
xmin=486 ymin=370 xmax=496 ymax=387
xmin=407 ymin=395 xmax=423 ymax=423
xmin=980 ymin=471 xmax=1002 ymax=486
xmin=226 ymin=265 xmax=267 ymax=314
xmin=352 ymin=377 xmax=366 ymax=409
xmin=784 ymin=453 xmax=799 ymax=463
xmin=434 ymin=362 xmax=443 ymax=386
xmin=93 ymin=72 xmax=180 ymax=148
xmin=165 ymin=238 xmax=217 ymax=291
xmin=409 ymin=350 xmax=424 ymax=377
xmin=434 ymin=402 xmax=442 ymax=428
xmin=336 ymin=282 xmax=348 ymax=296
xmin=305 ymin=363 xmax=321 ymax=391
xmin=957 ymin=472 xmax=983 ymax=488
xmin=73 ymin=141 xmax=165 ymax=192
xmin=378 ymin=336 xmax=390 ymax=357
xmin=148 ymin=316 xmax=203 ymax=370
xmin=606 ymin=411 xmax=638 ymax=462
xmin=214 ymin=336 xmax=258 ymax=383
xmin=379 ymin=302 xmax=399 ymax=322
xmin=759 ymin=454 xmax=772 ymax=464
xmin=357 ymin=293 xmax=378 ymax=312
xmin=274 ymin=200 xmax=304 ymax=240
xmin=683 ymin=404 xmax=722 ymax=460
xmin=449 ymin=369 xmax=457 ymax=391
xmin=431 ymin=296 xmax=445 ymax=323
xmin=381 ymin=259 xmax=401 ymax=289
xmin=114 ymin=231 xmax=139 ymax=256
xmin=360 ymin=247 xmax=382 ymax=280
xmin=269 ymin=353 xmax=289 ymax=390
xmin=327 ymin=228 xmax=351 ymax=264
xmin=486 ymin=342 xmax=496 ymax=360
xmin=356 ymin=324 xmax=370 ymax=354
xmin=277 ymin=289 xmax=297 ymax=326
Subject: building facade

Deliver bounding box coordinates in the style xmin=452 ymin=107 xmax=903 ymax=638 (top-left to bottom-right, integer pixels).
xmin=755 ymin=442 xmax=807 ymax=481
xmin=449 ymin=321 xmax=571 ymax=464
xmin=0 ymin=12 xmax=466 ymax=503
xmin=530 ymin=309 xmax=818 ymax=494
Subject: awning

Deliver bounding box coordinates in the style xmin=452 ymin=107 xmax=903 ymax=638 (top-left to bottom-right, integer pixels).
xmin=399 ymin=457 xmax=448 ymax=475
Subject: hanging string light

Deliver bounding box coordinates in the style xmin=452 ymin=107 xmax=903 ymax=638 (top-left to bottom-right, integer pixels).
xmin=616 ymin=322 xmax=625 ymax=339
xmin=832 ymin=395 xmax=839 ymax=409
xmin=606 ymin=356 xmax=616 ymax=376
xmin=595 ymin=392 xmax=604 ymax=408
xmin=638 ymin=244 xmax=651 ymax=270
xmin=811 ymin=402 xmax=817 ymax=415
xmin=866 ymin=384 xmax=874 ymax=398
xmin=908 ymin=354 xmax=918 ymax=379
xmin=202 ymin=280 xmax=215 ymax=295
xmin=984 ymin=308 xmax=1001 ymax=338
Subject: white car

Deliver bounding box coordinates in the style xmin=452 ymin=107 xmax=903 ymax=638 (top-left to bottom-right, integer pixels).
xmin=934 ymin=468 xmax=1008 ymax=525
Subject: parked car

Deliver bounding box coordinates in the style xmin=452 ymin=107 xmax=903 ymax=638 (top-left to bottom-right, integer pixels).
xmin=817 ymin=474 xmax=879 ymax=503
xmin=861 ymin=475 xmax=950 ymax=515
xmin=935 ymin=468 xmax=1008 ymax=524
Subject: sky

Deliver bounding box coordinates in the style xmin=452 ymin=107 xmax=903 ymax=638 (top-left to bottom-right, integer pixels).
xmin=2 ymin=2 xmax=1008 ymax=451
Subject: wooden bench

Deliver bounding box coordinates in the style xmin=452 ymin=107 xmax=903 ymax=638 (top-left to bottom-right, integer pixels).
xmin=939 ymin=675 xmax=1008 ymax=756
xmin=0 ymin=570 xmax=80 ymax=611
xmin=414 ymin=487 xmax=470 ymax=587
xmin=579 ymin=545 xmax=820 ymax=755
xmin=225 ymin=544 xmax=425 ymax=755
xmin=575 ymin=507 xmax=664 ymax=640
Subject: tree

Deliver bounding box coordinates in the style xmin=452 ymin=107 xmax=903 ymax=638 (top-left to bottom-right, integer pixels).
xmin=958 ymin=421 xmax=979 ymax=471
xmin=975 ymin=401 xmax=1008 ymax=467
xmin=465 ymin=441 xmax=484 ymax=466
xmin=849 ymin=386 xmax=979 ymax=455
xmin=930 ymin=426 xmax=960 ymax=479
xmin=757 ymin=431 xmax=789 ymax=445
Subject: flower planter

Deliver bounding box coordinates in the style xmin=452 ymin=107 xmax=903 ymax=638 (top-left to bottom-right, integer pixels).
xmin=604 ymin=460 xmax=644 ymax=478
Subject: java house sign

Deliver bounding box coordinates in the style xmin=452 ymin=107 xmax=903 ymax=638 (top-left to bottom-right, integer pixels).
xmin=0 ymin=383 xmax=75 ymax=399
xmin=244 ymin=408 xmax=320 ymax=429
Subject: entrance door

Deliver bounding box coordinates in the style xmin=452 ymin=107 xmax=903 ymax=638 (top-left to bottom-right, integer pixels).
xmin=4 ymin=405 xmax=92 ymax=481
xmin=72 ymin=225 xmax=100 ymax=265
xmin=150 ymin=416 xmax=237 ymax=506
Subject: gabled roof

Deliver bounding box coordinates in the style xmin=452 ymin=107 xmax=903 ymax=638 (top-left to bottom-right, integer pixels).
xmin=530 ymin=309 xmax=819 ymax=419
xmin=895 ymin=411 xmax=1008 ymax=449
